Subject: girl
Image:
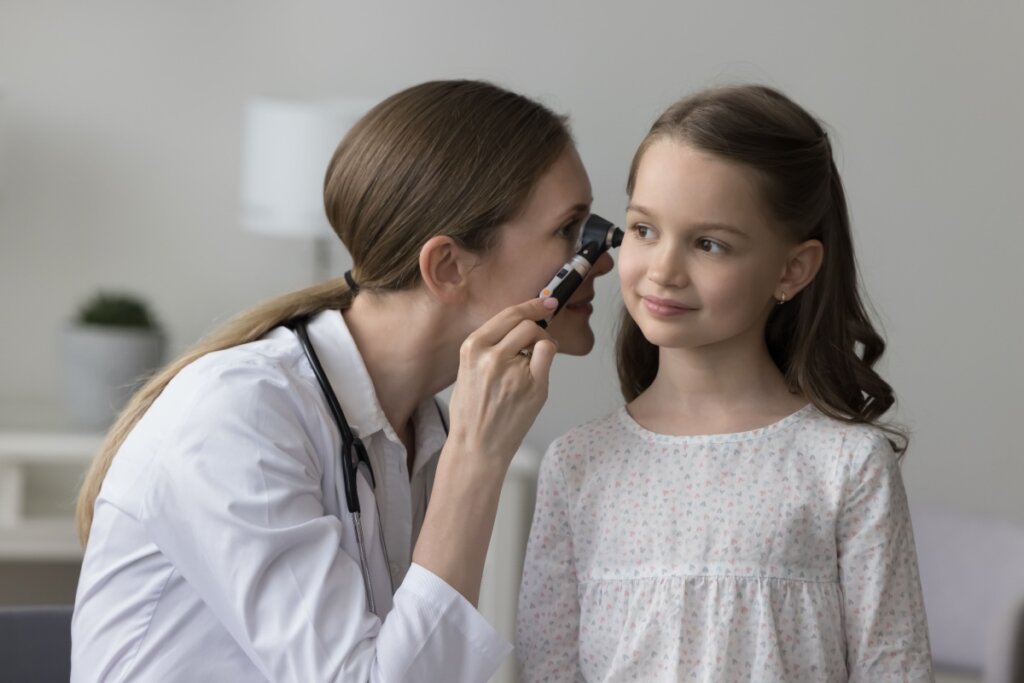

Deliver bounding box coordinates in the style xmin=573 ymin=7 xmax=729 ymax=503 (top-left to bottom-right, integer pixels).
xmin=71 ymin=79 xmax=612 ymax=682
xmin=517 ymin=85 xmax=932 ymax=682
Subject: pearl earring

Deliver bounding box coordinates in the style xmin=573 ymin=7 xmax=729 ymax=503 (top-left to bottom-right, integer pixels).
xmin=777 ymin=292 xmax=787 ymax=305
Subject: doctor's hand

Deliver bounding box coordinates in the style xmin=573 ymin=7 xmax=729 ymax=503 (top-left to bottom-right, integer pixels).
xmin=415 ymin=297 xmax=557 ymax=606
xmin=446 ymin=296 xmax=559 ymax=469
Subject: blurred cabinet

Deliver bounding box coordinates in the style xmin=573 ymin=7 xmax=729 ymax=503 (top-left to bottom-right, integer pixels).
xmin=0 ymin=430 xmax=98 ymax=560
xmin=480 ymin=448 xmax=540 ymax=683
xmin=0 ymin=426 xmax=99 ymax=605
xmin=0 ymin=422 xmax=542 ymax=682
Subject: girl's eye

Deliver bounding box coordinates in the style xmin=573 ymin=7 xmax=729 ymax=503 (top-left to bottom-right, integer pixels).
xmin=697 ymin=238 xmax=726 ymax=254
xmin=631 ymin=223 xmax=655 ymax=240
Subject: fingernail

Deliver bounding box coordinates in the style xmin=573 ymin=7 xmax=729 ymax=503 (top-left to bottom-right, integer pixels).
xmin=542 ymin=297 xmax=558 ymax=309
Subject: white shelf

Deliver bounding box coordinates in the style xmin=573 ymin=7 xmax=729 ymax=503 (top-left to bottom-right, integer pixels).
xmin=0 ymin=431 xmax=103 ymax=463
xmin=0 ymin=517 xmax=83 ymax=561
xmin=0 ymin=426 xmax=540 ymax=571
xmin=0 ymin=427 xmax=99 ymax=562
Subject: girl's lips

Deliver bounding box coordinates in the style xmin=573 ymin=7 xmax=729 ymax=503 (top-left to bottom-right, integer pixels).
xmin=642 ymin=296 xmax=696 ymax=317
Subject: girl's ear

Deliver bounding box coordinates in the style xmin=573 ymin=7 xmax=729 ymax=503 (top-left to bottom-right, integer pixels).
xmin=777 ymin=239 xmax=824 ymax=300
xmin=418 ymin=235 xmax=476 ymax=304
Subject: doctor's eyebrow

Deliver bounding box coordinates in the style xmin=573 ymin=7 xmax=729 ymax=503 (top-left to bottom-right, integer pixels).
xmin=558 ymin=202 xmax=592 ymax=220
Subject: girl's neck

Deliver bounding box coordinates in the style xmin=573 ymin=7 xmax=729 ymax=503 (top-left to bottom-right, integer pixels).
xmin=342 ymin=290 xmax=461 ymax=449
xmin=630 ymin=338 xmax=807 ymax=437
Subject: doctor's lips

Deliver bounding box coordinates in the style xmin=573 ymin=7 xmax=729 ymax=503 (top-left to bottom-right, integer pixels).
xmin=563 ymin=298 xmax=594 ymax=315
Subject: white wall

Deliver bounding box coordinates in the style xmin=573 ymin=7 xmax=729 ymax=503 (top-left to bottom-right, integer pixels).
xmin=1 ymin=0 xmax=1021 ymax=521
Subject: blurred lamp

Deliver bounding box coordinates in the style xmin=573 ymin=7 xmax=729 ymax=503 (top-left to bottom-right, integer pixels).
xmin=239 ymin=97 xmax=374 ymax=279
xmin=0 ymin=88 xmax=7 ymax=200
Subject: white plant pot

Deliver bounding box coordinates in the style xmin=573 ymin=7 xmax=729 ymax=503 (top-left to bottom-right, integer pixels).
xmin=60 ymin=324 xmax=166 ymax=430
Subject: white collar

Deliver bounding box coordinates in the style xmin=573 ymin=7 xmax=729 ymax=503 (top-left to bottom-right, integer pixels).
xmin=303 ymin=309 xmax=447 ymax=475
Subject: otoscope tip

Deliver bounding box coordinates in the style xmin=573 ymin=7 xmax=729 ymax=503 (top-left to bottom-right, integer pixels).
xmin=611 ymin=227 xmax=624 ymax=249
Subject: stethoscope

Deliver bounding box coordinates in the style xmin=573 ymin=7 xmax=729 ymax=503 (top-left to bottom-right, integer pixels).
xmin=288 ymin=317 xmax=446 ymax=617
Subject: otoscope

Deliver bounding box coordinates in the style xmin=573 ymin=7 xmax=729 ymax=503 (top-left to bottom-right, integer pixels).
xmin=537 ymin=213 xmax=624 ymax=328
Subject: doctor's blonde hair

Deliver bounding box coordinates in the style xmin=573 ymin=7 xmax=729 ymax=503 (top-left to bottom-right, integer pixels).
xmin=76 ymin=79 xmax=572 ymax=544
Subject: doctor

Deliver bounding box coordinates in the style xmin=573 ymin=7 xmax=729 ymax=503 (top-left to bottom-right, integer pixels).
xmin=71 ymin=79 xmax=613 ymax=682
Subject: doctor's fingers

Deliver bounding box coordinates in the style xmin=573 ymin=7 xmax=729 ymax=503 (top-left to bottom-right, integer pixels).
xmin=492 ymin=318 xmax=556 ymax=360
xmin=463 ymin=297 xmax=558 ymax=351
xmin=526 ymin=339 xmax=557 ymax=389
xmin=453 ymin=320 xmax=554 ymax=407
xmin=459 ymin=322 xmax=556 ymax=403
xmin=449 ymin=346 xmax=552 ymax=453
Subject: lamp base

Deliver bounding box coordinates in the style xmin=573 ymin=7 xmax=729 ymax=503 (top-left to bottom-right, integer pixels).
xmin=313 ymin=237 xmax=332 ymax=284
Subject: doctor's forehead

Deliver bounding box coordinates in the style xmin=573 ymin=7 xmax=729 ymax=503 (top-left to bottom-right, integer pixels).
xmin=526 ymin=150 xmax=593 ymax=221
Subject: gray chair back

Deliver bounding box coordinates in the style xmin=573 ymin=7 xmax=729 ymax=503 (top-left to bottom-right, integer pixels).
xmin=0 ymin=605 xmax=73 ymax=683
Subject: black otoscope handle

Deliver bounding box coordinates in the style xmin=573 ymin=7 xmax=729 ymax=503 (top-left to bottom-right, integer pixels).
xmin=536 ymin=267 xmax=585 ymax=328
xmin=535 ymin=213 xmax=624 ymax=328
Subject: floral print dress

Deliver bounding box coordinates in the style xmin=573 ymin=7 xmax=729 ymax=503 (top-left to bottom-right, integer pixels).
xmin=517 ymin=404 xmax=933 ymax=683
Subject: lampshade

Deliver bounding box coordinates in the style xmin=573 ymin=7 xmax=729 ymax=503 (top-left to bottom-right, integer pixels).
xmin=240 ymin=97 xmax=374 ymax=238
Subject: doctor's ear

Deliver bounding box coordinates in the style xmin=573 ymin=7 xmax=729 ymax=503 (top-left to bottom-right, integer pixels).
xmin=418 ymin=235 xmax=477 ymax=304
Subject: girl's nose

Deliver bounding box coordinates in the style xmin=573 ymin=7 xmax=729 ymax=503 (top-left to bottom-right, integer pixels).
xmin=648 ymin=246 xmax=688 ymax=288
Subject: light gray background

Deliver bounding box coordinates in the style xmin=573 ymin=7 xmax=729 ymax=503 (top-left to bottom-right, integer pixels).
xmin=1 ymin=0 xmax=1021 ymax=522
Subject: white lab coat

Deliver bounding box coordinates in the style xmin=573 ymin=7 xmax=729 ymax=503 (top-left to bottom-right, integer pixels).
xmin=71 ymin=310 xmax=511 ymax=682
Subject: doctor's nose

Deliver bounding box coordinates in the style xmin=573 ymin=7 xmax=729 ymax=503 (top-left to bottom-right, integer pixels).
xmin=588 ymin=251 xmax=614 ymax=281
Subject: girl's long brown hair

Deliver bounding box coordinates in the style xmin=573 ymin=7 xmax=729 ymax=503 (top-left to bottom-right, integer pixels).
xmin=76 ymin=80 xmax=572 ymax=544
xmin=617 ymin=85 xmax=907 ymax=454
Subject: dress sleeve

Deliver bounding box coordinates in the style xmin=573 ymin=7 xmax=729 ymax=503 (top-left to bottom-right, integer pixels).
xmin=139 ymin=359 xmax=509 ymax=683
xmin=516 ymin=441 xmax=582 ymax=682
xmin=836 ymin=430 xmax=934 ymax=683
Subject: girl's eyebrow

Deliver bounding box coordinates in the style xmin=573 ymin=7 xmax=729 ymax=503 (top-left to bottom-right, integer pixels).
xmin=625 ymin=203 xmax=655 ymax=217
xmin=626 ymin=203 xmax=749 ymax=239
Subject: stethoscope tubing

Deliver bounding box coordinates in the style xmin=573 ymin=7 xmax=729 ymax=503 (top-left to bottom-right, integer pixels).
xmin=289 ymin=317 xmax=390 ymax=614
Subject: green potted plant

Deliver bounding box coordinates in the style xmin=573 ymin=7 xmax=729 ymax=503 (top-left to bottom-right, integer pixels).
xmin=60 ymin=292 xmax=165 ymax=430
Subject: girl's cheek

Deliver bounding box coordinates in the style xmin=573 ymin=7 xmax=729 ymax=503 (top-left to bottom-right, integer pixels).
xmin=622 ymin=258 xmax=647 ymax=287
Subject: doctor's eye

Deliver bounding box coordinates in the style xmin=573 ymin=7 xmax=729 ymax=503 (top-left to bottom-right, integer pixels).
xmin=557 ymin=217 xmax=584 ymax=244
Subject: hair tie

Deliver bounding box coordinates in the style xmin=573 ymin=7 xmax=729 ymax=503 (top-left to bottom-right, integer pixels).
xmin=343 ymin=270 xmax=360 ymax=294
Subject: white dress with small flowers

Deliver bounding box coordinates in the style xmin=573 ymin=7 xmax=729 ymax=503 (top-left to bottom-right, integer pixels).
xmin=517 ymin=404 xmax=933 ymax=683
